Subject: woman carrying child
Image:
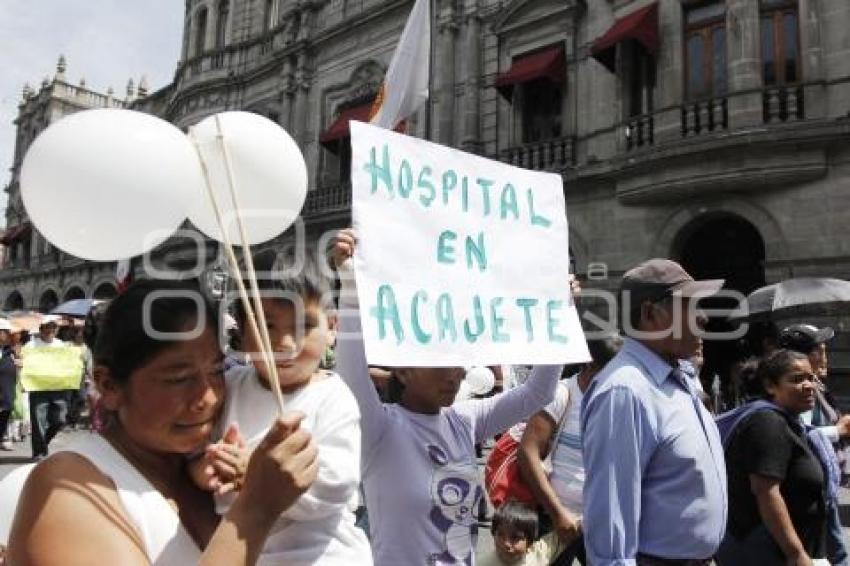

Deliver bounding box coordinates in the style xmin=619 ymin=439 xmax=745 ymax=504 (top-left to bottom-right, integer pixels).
xmin=189 ymin=249 xmax=372 ymax=565
xmin=333 ymin=229 xmax=565 ymax=565
xmin=8 ymin=280 xmax=318 ymax=565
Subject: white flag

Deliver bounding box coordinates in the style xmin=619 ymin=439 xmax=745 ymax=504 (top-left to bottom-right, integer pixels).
xmin=369 ymin=0 xmax=430 ymax=130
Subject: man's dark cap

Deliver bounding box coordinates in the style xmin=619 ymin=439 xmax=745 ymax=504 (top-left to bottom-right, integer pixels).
xmin=620 ymin=258 xmax=724 ymax=308
xmin=778 ymin=323 xmax=834 ymax=354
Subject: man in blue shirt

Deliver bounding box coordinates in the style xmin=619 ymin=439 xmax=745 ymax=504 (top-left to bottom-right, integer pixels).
xmin=581 ymin=259 xmax=728 ymax=565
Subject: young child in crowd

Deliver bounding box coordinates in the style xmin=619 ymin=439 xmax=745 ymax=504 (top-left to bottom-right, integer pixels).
xmin=333 ymin=229 xmax=564 ymax=565
xmin=189 ymin=248 xmax=372 ymax=565
xmin=478 ymin=502 xmax=566 ymax=566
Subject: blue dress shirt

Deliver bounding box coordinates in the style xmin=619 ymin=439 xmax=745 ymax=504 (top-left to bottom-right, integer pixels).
xmin=581 ymin=338 xmax=728 ymax=565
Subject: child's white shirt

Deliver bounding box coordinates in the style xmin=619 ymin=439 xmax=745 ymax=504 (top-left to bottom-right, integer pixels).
xmin=476 ymin=532 xmax=565 ymax=566
xmin=215 ymin=366 xmax=373 ymax=565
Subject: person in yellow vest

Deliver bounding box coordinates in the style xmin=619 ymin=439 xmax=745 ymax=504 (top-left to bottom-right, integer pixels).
xmin=24 ymin=315 xmax=67 ymax=460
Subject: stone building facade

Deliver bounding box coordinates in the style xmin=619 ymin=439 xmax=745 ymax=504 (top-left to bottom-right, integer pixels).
xmin=0 ymin=57 xmax=148 ymax=311
xmin=3 ymin=0 xmax=850 ymax=372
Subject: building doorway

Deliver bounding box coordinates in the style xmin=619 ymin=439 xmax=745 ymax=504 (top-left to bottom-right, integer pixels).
xmin=4 ymin=291 xmax=24 ymax=311
xmin=38 ymin=289 xmax=60 ymax=313
xmin=673 ymin=213 xmax=766 ymax=408
xmin=93 ymin=283 xmax=117 ymax=300
xmin=63 ymin=286 xmax=86 ymax=301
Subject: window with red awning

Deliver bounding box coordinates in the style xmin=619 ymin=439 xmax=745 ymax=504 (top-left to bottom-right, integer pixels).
xmin=494 ymin=45 xmax=565 ymax=100
xmin=590 ymin=3 xmax=659 ymax=72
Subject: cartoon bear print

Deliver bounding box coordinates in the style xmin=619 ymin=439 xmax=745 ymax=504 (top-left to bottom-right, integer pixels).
xmin=426 ymin=444 xmax=484 ymax=565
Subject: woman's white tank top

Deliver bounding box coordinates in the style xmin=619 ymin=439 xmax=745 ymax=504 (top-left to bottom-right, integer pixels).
xmin=58 ymin=433 xmax=202 ymax=564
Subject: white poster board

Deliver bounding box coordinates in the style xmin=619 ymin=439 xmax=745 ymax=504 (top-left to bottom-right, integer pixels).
xmin=350 ymin=121 xmax=589 ymax=366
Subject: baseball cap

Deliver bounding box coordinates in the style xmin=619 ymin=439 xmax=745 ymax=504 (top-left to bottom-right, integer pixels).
xmin=778 ymin=323 xmax=834 ymax=353
xmin=40 ymin=314 xmax=62 ymax=326
xmin=620 ymin=258 xmax=725 ymax=307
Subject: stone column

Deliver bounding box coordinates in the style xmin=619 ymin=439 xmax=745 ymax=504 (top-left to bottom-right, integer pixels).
xmin=726 ymin=0 xmax=763 ymax=128
xmin=292 ymin=53 xmax=310 ymax=145
xmin=435 ymin=0 xmax=458 ymax=146
xmin=280 ymin=58 xmax=294 ymax=128
xmin=461 ymin=6 xmax=481 ymax=153
xmin=800 ymin=0 xmax=825 ymax=119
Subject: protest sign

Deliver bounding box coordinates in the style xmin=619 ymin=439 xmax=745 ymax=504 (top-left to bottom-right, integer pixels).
xmin=21 ymin=346 xmax=84 ymax=391
xmin=350 ymin=121 xmax=589 ymax=366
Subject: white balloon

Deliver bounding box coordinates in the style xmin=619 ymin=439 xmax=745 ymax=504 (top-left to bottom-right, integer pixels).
xmin=20 ymin=109 xmax=199 ymax=261
xmin=465 ymin=366 xmax=495 ymax=396
xmin=188 ymin=112 xmax=307 ymax=245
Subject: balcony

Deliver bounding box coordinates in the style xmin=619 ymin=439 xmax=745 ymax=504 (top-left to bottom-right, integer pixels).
xmin=499 ymin=136 xmax=574 ymax=172
xmin=763 ymin=85 xmax=804 ymax=123
xmin=304 ymin=183 xmax=352 ymax=217
xmin=625 ymin=114 xmax=654 ymax=150
xmin=681 ymin=97 xmax=728 ymax=137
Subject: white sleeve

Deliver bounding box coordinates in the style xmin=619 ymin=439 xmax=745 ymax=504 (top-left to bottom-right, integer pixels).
xmin=454 ymin=364 xmax=562 ymax=443
xmin=283 ymin=389 xmax=362 ymax=521
xmin=542 ymin=382 xmax=569 ymax=424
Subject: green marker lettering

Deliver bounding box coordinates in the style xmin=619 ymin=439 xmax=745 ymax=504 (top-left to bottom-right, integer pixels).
xmin=546 ymin=299 xmax=568 ymax=344
xmin=364 ymin=144 xmax=393 ymax=197
xmin=437 ymin=230 xmax=458 ymax=265
xmin=516 ymin=298 xmax=538 ymax=342
xmin=436 ymin=293 xmax=458 ymax=342
xmin=463 ymin=295 xmax=486 ymax=343
xmin=398 ymin=159 xmax=413 ymax=198
xmin=369 ymin=284 xmax=404 ymax=344
xmin=442 ymin=170 xmax=457 ymax=205
xmin=490 ymin=297 xmax=509 ymax=343
xmin=418 ymin=166 xmax=436 ymax=207
xmin=500 ymin=183 xmax=520 ymax=220
xmin=528 ymin=189 xmax=552 ymax=228
xmin=411 ymin=290 xmax=431 ymax=344
xmin=476 ymin=178 xmax=493 ymax=216
xmin=464 ymin=232 xmax=487 ymax=272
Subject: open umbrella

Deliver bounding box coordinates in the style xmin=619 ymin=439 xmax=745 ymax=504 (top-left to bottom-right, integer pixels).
xmin=50 ymin=298 xmax=101 ymax=318
xmin=735 ymin=277 xmax=850 ymax=321
xmin=4 ymin=311 xmax=44 ymax=333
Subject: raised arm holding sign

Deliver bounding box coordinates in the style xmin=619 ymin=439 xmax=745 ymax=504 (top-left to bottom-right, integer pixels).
xmin=335 ymin=122 xmax=587 ymax=566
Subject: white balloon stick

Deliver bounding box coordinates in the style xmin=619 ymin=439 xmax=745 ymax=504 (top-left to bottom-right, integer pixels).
xmin=213 ymin=114 xmax=287 ymax=415
xmin=191 ymin=130 xmax=286 ymax=416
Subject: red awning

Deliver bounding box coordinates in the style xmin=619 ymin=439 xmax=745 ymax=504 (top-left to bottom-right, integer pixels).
xmin=0 ymin=222 xmax=31 ymax=246
xmin=591 ymin=2 xmax=659 ymax=72
xmin=494 ymin=46 xmax=566 ymax=100
xmin=320 ymin=104 xmax=374 ymax=147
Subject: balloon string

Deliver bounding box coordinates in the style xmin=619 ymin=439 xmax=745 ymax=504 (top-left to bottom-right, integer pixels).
xmin=190 ymin=131 xmax=286 ymax=417
xmin=213 ymin=115 xmax=286 ymax=416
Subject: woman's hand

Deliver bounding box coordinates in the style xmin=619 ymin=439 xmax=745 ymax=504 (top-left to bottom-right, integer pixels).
xmin=238 ymin=412 xmax=318 ymax=520
xmin=553 ymin=509 xmax=581 ymax=545
xmin=332 ymin=229 xmax=356 ymax=269
xmin=785 ymin=550 xmax=813 ymax=566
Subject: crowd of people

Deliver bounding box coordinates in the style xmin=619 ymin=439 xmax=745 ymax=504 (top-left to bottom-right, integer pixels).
xmin=0 ymin=231 xmax=847 ymax=566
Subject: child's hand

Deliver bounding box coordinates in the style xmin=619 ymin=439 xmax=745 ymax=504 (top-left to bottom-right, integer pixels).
xmin=188 ymin=423 xmax=250 ymax=494
xmin=207 ymin=423 xmax=251 ymax=495
xmin=332 ymin=229 xmax=356 ymax=269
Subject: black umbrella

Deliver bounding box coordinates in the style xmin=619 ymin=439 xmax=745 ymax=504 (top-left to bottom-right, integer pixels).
xmin=735 ymin=277 xmax=850 ymax=321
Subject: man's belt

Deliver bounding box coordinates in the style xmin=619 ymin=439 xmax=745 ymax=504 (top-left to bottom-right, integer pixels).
xmin=636 ymin=553 xmax=712 ymax=566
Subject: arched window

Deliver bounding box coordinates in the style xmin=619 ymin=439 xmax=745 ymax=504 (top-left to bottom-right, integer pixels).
xmin=194 ymin=7 xmax=209 ymax=57
xmin=216 ymin=0 xmax=229 ymax=48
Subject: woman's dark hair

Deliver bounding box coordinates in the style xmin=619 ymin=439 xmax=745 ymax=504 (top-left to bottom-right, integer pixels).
xmin=94 ymin=279 xmax=219 ymax=384
xmin=233 ymin=247 xmax=332 ymax=326
xmin=757 ymin=349 xmax=809 ymax=396
xmin=587 ymin=332 xmax=623 ymax=368
xmin=732 ymin=357 xmax=763 ymax=400
xmin=83 ymin=301 xmax=110 ymax=350
xmin=491 ymin=501 xmax=539 ymax=541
